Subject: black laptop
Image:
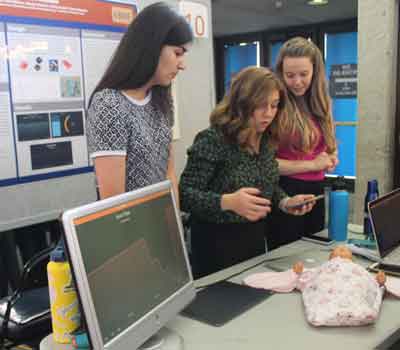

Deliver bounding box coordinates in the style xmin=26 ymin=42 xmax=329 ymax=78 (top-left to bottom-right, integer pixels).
xmin=368 ymin=188 xmax=400 ymax=266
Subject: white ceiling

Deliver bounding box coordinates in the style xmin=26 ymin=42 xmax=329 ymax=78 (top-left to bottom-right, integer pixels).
xmin=212 ymin=0 xmax=358 ymax=37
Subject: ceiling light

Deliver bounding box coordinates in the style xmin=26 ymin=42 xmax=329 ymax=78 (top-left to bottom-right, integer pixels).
xmin=307 ymin=0 xmax=328 ymax=6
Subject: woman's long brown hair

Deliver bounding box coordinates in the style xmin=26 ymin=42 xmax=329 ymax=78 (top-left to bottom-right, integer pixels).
xmin=210 ymin=66 xmax=287 ymax=148
xmin=275 ymin=37 xmax=336 ymax=154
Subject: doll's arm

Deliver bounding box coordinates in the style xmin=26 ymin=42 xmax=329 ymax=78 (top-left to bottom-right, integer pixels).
xmin=293 ymin=261 xmax=304 ymax=274
xmin=376 ymin=270 xmax=386 ymax=287
xmin=243 ymin=269 xmax=298 ymax=293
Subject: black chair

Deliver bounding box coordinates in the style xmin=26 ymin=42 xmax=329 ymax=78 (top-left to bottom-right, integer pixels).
xmin=0 ymin=231 xmax=20 ymax=299
xmin=0 ymin=245 xmax=55 ymax=349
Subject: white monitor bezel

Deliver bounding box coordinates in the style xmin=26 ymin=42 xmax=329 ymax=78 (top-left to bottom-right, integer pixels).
xmin=62 ymin=180 xmax=195 ymax=350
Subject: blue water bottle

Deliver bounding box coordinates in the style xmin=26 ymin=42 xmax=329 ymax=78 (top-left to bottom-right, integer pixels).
xmin=363 ymin=179 xmax=379 ymax=241
xmin=328 ymin=177 xmax=349 ymax=241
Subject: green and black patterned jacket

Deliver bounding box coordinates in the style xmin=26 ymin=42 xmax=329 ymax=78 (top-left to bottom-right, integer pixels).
xmin=179 ymin=127 xmax=287 ymax=224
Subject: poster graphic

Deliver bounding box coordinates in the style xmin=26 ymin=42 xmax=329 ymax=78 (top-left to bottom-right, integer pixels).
xmin=6 ymin=24 xmax=88 ymax=177
xmin=16 ymin=113 xmax=50 ymax=141
xmin=51 ymin=111 xmax=84 ymax=138
xmin=8 ymin=24 xmax=83 ymax=103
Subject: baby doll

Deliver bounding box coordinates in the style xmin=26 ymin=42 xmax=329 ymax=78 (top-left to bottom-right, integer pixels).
xmin=244 ymin=246 xmax=400 ymax=327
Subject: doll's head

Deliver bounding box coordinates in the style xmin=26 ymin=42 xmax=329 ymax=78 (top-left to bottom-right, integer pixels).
xmin=329 ymin=245 xmax=353 ymax=260
xmin=329 ymin=245 xmax=386 ymax=286
xmin=293 ymin=245 xmax=352 ymax=274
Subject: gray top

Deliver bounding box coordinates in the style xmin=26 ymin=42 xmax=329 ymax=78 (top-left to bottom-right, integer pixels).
xmin=87 ymin=89 xmax=172 ymax=191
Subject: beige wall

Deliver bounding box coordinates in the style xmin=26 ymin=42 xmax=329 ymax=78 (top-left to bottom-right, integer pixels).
xmin=174 ymin=0 xmax=215 ymax=177
xmin=354 ymin=0 xmax=399 ymax=224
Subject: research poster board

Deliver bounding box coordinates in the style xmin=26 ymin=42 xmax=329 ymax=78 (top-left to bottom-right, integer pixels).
xmin=0 ymin=23 xmax=17 ymax=182
xmin=0 ymin=0 xmax=136 ymax=230
xmin=0 ymin=1 xmax=135 ymax=187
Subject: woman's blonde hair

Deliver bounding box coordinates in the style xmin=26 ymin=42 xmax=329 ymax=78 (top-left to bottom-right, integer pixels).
xmin=210 ymin=66 xmax=287 ymax=148
xmin=275 ymin=37 xmax=336 ymax=153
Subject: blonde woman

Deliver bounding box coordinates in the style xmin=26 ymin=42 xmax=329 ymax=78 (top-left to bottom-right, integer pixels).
xmin=267 ymin=37 xmax=338 ymax=250
xmin=179 ymin=66 xmax=315 ymax=278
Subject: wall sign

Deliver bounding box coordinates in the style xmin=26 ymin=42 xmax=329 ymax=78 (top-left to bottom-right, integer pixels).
xmin=179 ymin=1 xmax=208 ymax=39
xmin=0 ymin=0 xmax=136 ymax=27
xmin=329 ymin=63 xmax=357 ymax=98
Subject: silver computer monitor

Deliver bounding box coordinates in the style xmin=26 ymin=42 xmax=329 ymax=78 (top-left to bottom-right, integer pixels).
xmin=61 ymin=180 xmax=195 ymax=350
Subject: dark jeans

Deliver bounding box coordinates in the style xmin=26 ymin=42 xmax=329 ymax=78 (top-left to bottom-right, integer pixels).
xmin=190 ymin=219 xmax=266 ymax=279
xmin=266 ymin=176 xmax=325 ymax=251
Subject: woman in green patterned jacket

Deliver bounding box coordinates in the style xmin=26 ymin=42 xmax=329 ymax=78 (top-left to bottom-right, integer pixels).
xmin=179 ymin=66 xmax=316 ymax=278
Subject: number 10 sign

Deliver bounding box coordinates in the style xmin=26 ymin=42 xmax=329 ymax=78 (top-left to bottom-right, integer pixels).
xmin=179 ymin=1 xmax=209 ymax=39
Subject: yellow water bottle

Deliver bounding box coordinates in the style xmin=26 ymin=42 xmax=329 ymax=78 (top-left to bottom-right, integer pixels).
xmin=47 ymin=244 xmax=80 ymax=343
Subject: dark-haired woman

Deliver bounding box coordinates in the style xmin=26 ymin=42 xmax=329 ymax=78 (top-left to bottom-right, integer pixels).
xmin=179 ymin=66 xmax=316 ymax=279
xmin=87 ymin=2 xmax=193 ymax=199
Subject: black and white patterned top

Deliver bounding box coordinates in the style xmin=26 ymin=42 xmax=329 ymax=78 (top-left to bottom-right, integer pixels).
xmin=87 ymin=88 xmax=172 ymax=192
xmin=179 ymin=127 xmax=287 ymax=224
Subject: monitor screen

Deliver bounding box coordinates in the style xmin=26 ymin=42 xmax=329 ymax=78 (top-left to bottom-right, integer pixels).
xmin=62 ymin=181 xmax=195 ymax=350
xmin=369 ymin=188 xmax=400 ymax=257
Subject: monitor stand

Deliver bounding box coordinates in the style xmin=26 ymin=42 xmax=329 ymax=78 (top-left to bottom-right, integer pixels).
xmin=139 ymin=328 xmax=184 ymax=350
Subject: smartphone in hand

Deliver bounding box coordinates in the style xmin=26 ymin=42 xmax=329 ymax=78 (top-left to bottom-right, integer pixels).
xmin=286 ymin=194 xmax=325 ymax=209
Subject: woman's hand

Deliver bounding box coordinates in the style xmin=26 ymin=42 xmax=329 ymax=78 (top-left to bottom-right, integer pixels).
xmin=326 ymin=153 xmax=339 ymax=173
xmin=312 ymin=152 xmax=335 ymax=172
xmin=284 ymin=194 xmax=316 ymax=216
xmin=221 ymin=187 xmax=271 ymax=222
